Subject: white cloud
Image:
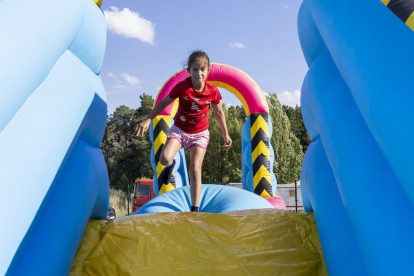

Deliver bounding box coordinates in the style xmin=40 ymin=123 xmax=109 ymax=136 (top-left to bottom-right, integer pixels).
xmin=104 ymin=6 xmax=156 ymax=44
xmin=229 ymin=42 xmax=247 ymax=49
xmin=277 ymin=90 xmax=301 ymax=107
xmin=121 ymin=73 xmax=141 ymax=88
xmin=282 ymin=4 xmax=288 ymax=8
xmin=107 ymin=72 xmax=140 ymax=88
xmin=106 ymin=72 xmax=141 ymax=96
xmin=107 ymin=72 xmax=123 ymax=83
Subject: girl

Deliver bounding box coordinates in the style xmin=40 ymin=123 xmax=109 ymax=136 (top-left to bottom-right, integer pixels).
xmin=134 ymin=51 xmax=232 ymax=212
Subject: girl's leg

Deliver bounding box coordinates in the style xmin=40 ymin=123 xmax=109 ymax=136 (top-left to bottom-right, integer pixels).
xmin=159 ymin=138 xmax=182 ymax=184
xmin=189 ymin=146 xmax=207 ymax=209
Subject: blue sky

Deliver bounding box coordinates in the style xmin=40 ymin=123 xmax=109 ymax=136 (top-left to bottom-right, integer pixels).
xmin=99 ymin=0 xmax=307 ymax=115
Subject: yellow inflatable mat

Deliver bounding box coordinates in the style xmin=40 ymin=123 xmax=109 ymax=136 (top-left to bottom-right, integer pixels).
xmin=70 ymin=209 xmax=327 ymax=275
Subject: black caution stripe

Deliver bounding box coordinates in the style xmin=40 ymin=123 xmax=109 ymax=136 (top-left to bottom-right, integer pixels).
xmin=386 ymin=0 xmax=414 ymax=23
xmin=251 ymin=128 xmax=270 ymax=152
xmin=254 ymin=177 xmax=273 ymax=198
xmin=250 ymin=113 xmax=269 ymax=125
xmin=154 ymin=144 xmax=164 ymax=163
xmin=152 ymin=116 xmax=176 ymax=191
xmin=250 ymin=113 xmax=273 ymax=197
xmin=253 ymin=154 xmax=271 ymax=174
xmin=153 ymin=119 xmax=170 ymax=139
xmin=158 ymin=168 xmax=176 ymax=190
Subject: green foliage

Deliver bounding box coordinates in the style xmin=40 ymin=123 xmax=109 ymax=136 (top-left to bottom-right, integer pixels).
xmin=267 ymin=93 xmax=304 ymax=183
xmin=282 ymin=105 xmax=311 ymax=154
xmin=202 ymin=104 xmax=244 ymax=184
xmin=101 ymin=92 xmax=306 ymax=189
xmin=101 ymin=94 xmax=155 ymax=192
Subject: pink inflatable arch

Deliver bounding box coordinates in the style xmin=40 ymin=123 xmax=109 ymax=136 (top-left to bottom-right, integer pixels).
xmin=154 ymin=63 xmax=268 ymax=116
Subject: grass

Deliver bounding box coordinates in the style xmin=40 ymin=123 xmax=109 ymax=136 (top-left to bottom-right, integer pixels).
xmin=109 ymin=188 xmax=133 ymax=218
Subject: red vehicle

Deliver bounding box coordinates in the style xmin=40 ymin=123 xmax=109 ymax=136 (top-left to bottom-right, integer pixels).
xmin=132 ymin=179 xmax=155 ymax=212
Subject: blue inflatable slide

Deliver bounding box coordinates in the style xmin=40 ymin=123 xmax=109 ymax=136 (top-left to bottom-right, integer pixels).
xmin=299 ymin=0 xmax=414 ymax=275
xmin=0 ymin=0 xmax=109 ymax=275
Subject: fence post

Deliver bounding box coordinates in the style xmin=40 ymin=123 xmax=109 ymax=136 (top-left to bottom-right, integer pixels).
xmin=127 ymin=183 xmax=130 ymax=216
xmin=295 ymin=180 xmax=298 ymax=213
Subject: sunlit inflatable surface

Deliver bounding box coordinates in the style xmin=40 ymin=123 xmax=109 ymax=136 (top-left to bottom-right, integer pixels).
xmin=0 ymin=0 xmax=108 ymax=275
xmin=299 ymin=0 xmax=414 ymax=275
xmin=71 ymin=210 xmax=327 ymax=275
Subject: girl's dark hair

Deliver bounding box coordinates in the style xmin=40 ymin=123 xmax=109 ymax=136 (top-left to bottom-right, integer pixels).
xmin=187 ymin=50 xmax=210 ymax=69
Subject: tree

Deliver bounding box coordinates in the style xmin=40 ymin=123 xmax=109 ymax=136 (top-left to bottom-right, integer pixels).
xmin=199 ymin=104 xmax=244 ymax=184
xmin=136 ymin=93 xmax=154 ymax=119
xmin=199 ymin=98 xmax=304 ymax=185
xmin=102 ymin=92 xmax=305 ymax=189
xmin=225 ymin=105 xmax=245 ymax=182
xmin=202 ymin=104 xmax=230 ymax=184
xmin=282 ymin=105 xmax=311 ymax=154
xmin=101 ymin=94 xmax=155 ymax=192
xmin=267 ymin=93 xmax=304 ymax=183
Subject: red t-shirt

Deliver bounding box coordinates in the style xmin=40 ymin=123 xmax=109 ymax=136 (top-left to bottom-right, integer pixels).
xmin=169 ymin=78 xmax=222 ymax=133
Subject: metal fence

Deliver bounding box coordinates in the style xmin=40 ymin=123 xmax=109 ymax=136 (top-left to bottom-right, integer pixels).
xmin=276 ymin=181 xmax=303 ymax=212
xmin=228 ymin=181 xmax=303 ymax=212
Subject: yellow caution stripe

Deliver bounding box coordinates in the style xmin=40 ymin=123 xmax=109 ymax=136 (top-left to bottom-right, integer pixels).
xmin=382 ymin=0 xmax=414 ymax=31
xmin=250 ymin=113 xmax=273 ymax=197
xmin=93 ymin=0 xmax=102 ymax=8
xmin=152 ymin=116 xmax=176 ymax=194
xmin=406 ymin=12 xmax=414 ymax=31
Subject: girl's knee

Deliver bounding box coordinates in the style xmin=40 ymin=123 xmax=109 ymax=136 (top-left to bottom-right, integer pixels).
xmin=189 ymin=165 xmax=202 ymax=176
xmin=159 ymin=154 xmax=173 ymax=167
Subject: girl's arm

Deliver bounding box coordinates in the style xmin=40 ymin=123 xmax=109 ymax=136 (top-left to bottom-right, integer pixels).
xmin=212 ymin=103 xmax=232 ymax=147
xmin=134 ymin=95 xmax=175 ymax=137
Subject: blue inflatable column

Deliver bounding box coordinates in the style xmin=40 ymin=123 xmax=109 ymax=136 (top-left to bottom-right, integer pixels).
xmin=150 ymin=117 xmax=189 ymax=196
xmin=301 ymin=138 xmax=367 ymax=276
xmin=241 ymin=114 xmax=277 ymax=197
xmin=0 ymin=0 xmax=109 ymax=275
xmin=299 ymin=0 xmax=414 ymax=274
xmin=310 ymin=0 xmax=414 ymax=205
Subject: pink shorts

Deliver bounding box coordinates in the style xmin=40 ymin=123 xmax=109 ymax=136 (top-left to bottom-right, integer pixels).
xmin=167 ymin=125 xmax=210 ymax=151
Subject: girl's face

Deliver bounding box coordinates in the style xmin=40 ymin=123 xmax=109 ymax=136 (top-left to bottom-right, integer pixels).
xmin=188 ymin=58 xmax=210 ymax=86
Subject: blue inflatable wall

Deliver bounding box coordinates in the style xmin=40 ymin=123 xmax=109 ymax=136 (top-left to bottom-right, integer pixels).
xmin=299 ymin=0 xmax=414 ymax=275
xmin=0 ymin=0 xmax=108 ymax=275
xmin=241 ymin=115 xmax=277 ymax=195
xmin=136 ymin=184 xmax=274 ymax=214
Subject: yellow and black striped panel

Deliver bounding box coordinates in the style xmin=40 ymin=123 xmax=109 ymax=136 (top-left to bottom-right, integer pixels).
xmin=382 ymin=0 xmax=414 ymax=31
xmin=152 ymin=116 xmax=176 ymax=194
xmin=93 ymin=0 xmax=102 ymax=8
xmin=250 ymin=113 xmax=273 ymax=198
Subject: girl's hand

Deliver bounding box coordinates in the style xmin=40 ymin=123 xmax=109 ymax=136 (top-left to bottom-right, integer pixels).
xmin=134 ymin=118 xmax=151 ymax=137
xmin=223 ymin=134 xmax=232 ymax=147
